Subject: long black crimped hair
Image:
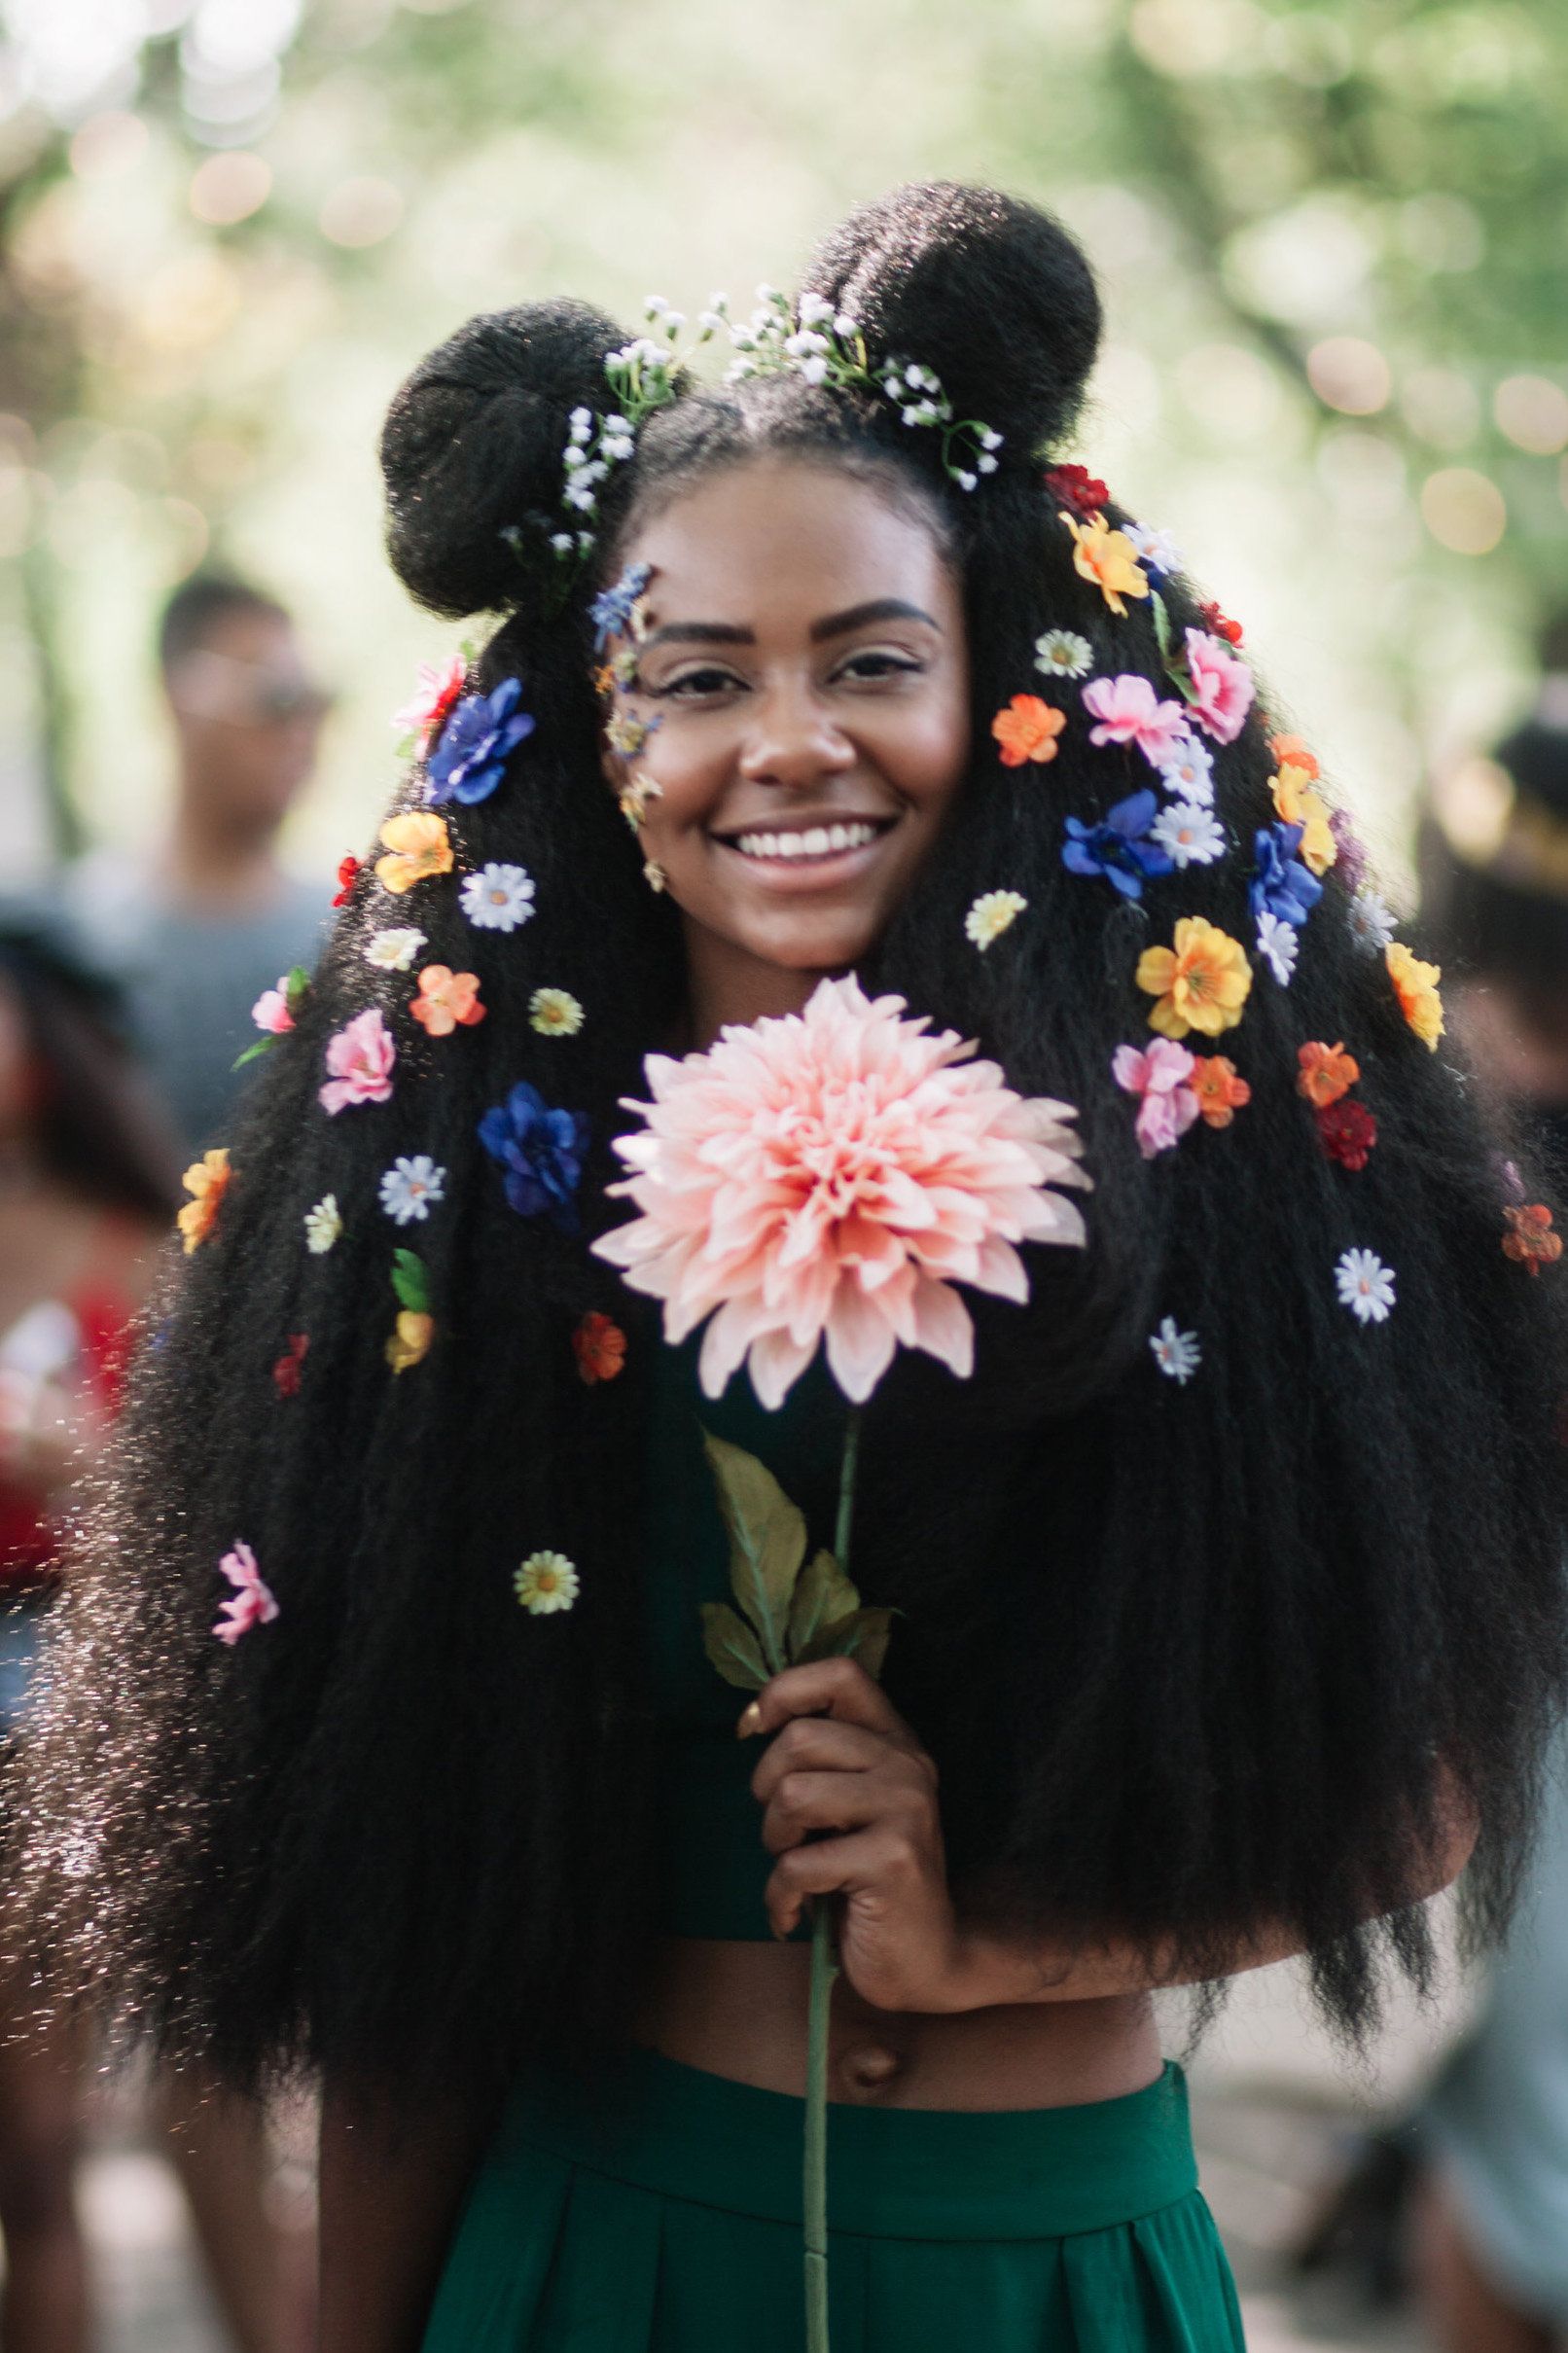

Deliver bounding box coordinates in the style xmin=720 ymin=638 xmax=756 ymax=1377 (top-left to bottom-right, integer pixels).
xmin=14 ymin=183 xmax=1568 ymax=2107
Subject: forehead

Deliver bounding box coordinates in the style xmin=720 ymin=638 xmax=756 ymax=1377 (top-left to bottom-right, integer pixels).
xmin=624 ymin=458 xmax=956 ymax=625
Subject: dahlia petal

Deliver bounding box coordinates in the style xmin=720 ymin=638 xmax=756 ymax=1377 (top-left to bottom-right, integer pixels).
xmin=822 ymin=1286 xmax=899 ymax=1403
xmin=908 ymin=1274 xmax=976 ymax=1378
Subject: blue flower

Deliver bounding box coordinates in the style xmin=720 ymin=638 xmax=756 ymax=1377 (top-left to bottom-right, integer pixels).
xmin=426 ymin=679 xmax=536 ymax=807
xmin=478 ymin=1083 xmax=590 ymax=1234
xmin=1060 ymin=789 xmax=1175 ymax=902
xmin=588 ymin=561 xmax=654 ymax=652
xmin=1249 ymin=821 xmax=1323 ymax=930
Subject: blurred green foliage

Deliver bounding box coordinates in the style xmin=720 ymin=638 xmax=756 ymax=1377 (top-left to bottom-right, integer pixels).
xmin=2 ymin=0 xmax=1566 ymax=879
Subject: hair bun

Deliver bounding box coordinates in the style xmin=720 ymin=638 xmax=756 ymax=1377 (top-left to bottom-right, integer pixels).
xmin=379 ymin=299 xmax=630 ymax=621
xmin=803 ymin=183 xmax=1102 ymax=461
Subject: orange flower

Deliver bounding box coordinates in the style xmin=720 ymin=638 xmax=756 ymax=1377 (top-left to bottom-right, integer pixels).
xmin=1136 ymin=917 xmax=1253 ymax=1040
xmin=384 ymin=1310 xmax=434 ymax=1373
xmin=1270 ymin=765 xmax=1337 ymax=876
xmin=1386 ymin=942 xmax=1444 ymax=1051
xmin=573 ymin=1310 xmax=627 ymax=1384
xmin=1503 ymin=1203 xmax=1563 ymax=1275
xmin=177 ymin=1147 xmax=231 ymax=1254
xmin=1297 ymin=1040 xmax=1360 ymax=1109
xmin=374 ymin=811 xmax=453 ymax=895
xmin=1059 ymin=511 xmax=1150 ymax=618
xmin=990 ymin=694 xmax=1067 ymax=768
xmin=1190 ymin=1055 xmax=1252 ymax=1127
xmin=1268 ymin=732 xmax=1318 ymax=780
xmin=410 ymin=965 xmax=485 ymax=1036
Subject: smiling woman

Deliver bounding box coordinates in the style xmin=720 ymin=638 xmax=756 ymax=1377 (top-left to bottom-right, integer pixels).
xmin=14 ymin=183 xmax=1568 ymax=2353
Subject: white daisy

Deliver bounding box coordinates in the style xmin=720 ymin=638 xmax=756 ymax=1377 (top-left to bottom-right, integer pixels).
xmin=514 ymin=1550 xmax=580 ymax=1615
xmin=378 ymin=1156 xmax=446 ymax=1226
xmin=1349 ymin=888 xmax=1398 ymax=954
xmin=1256 ymin=910 xmax=1299 ymax=986
xmin=1033 ymin=627 xmax=1093 ymax=680
xmin=1123 ymin=520 xmax=1186 ymax=574
xmin=529 ymin=987 xmax=585 ymax=1037
xmin=303 ymin=1194 xmax=341 ymax=1255
xmin=965 ymin=889 xmax=1027 ymax=949
xmin=1149 ymin=1317 xmax=1201 ymax=1384
xmin=460 ymin=862 xmax=537 ymax=933
xmin=1156 ymin=737 xmax=1215 ymax=805
xmin=1335 ymin=1247 xmax=1396 ymax=1325
xmin=364 ymin=927 xmax=426 ymax=973
xmin=1150 ymin=802 xmax=1226 ymax=869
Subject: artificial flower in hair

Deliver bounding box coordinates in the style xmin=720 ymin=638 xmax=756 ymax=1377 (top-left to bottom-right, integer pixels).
xmin=1136 ymin=915 xmax=1253 ymax=1040
xmin=1150 ymin=802 xmax=1225 ymax=869
xmin=379 ymin=1155 xmax=446 ymax=1225
xmin=1182 ymin=629 xmax=1255 ymax=744
xmin=1298 ymin=1042 xmax=1360 ymax=1108
xmin=965 ymin=890 xmax=1027 ymax=948
xmin=461 ymin=862 xmax=536 ymax=933
xmin=393 ymin=655 xmax=466 ymax=755
xmin=605 ymin=709 xmax=660 ymax=759
xmin=1123 ymin=521 xmax=1185 ymax=575
xmin=1250 ymin=823 xmax=1323 ymax=931
xmin=1060 ymin=511 xmax=1150 ymax=617
xmin=515 ymin=1551 xmax=580 ymax=1615
xmin=1034 ymin=628 xmax=1093 ymax=680
xmin=252 ymin=976 xmax=299 ymax=1037
xmin=1387 ymin=941 xmax=1444 ymax=1051
xmin=991 ymin=694 xmax=1067 ymax=767
xmin=319 ymin=1009 xmax=395 ymax=1113
xmin=589 ymin=562 xmax=654 ymax=652
xmin=478 ymin=1082 xmax=591 ymax=1234
xmin=271 ymin=1334 xmax=308 ymax=1398
xmin=386 ymin=1249 xmax=433 ymax=1374
xmin=410 ymin=965 xmax=485 ymax=1037
xmin=1336 ymin=1247 xmax=1396 ymax=1325
xmin=1200 ymin=600 xmax=1244 ymax=647
xmin=332 ymin=854 xmax=361 ymax=908
xmin=213 ymin=1541 xmax=277 ymax=1645
xmin=530 ymin=987 xmax=585 ymax=1037
xmin=1062 ymin=789 xmax=1174 ymax=903
xmin=1149 ymin=1317 xmax=1201 ymax=1384
xmin=1268 ymin=732 xmax=1317 ymax=776
xmin=1329 ymin=807 xmax=1367 ymax=891
xmin=178 ymin=1147 xmax=231 ymax=1254
xmin=1044 ymin=464 xmax=1108 ymax=516
xmin=573 ymin=1310 xmax=626 ymax=1384
xmin=1270 ymin=766 xmax=1337 ymax=876
xmin=618 ymin=773 xmax=663 ymax=831
xmin=303 ymin=1194 xmax=341 ymax=1254
xmin=1503 ymin=1202 xmax=1563 ymax=1274
xmin=1256 ymin=911 xmax=1299 ymax=987
xmin=425 ymin=679 xmax=535 ymax=808
xmin=365 ymin=928 xmax=426 ymax=972
xmin=1082 ymin=674 xmax=1192 ymax=768
xmin=375 ymin=811 xmax=453 ymax=895
xmin=1190 ymin=1054 xmax=1251 ymax=1127
xmin=1318 ymin=1097 xmax=1377 ymax=1171
xmin=1157 ymin=735 xmax=1215 ymax=806
xmin=1350 ymin=889 xmax=1398 ymax=954
xmin=1112 ymin=1039 xmax=1199 ymax=1159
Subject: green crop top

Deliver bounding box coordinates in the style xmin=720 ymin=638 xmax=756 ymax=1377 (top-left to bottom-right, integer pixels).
xmin=644 ymin=1332 xmax=845 ymax=1942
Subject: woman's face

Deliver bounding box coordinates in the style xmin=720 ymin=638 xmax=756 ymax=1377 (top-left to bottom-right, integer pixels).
xmin=602 ymin=457 xmax=970 ymax=1022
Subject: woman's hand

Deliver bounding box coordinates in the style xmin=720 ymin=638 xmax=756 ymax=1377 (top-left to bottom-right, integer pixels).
xmin=743 ymin=1657 xmax=972 ymax=2014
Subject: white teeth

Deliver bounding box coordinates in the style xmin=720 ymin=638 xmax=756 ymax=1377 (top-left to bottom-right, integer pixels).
xmin=731 ymin=821 xmax=879 ymax=862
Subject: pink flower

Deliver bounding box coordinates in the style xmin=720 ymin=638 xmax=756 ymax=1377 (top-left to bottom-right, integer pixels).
xmin=1082 ymin=674 xmax=1192 ymax=767
xmin=592 ymin=976 xmax=1090 ymax=1408
xmin=1184 ymin=629 xmax=1255 ymax=744
xmin=393 ymin=655 xmax=467 ymax=752
xmin=251 ymin=979 xmax=295 ymax=1035
xmin=212 ymin=1541 xmax=278 ymax=1646
xmin=319 ymin=1008 xmax=396 ymax=1114
xmin=1111 ymin=1039 xmax=1200 ymax=1159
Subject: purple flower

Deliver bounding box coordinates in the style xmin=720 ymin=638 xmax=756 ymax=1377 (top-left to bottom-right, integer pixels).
xmin=1061 ymin=789 xmax=1175 ymax=902
xmin=1249 ymin=821 xmax=1323 ymax=930
xmin=588 ymin=561 xmax=653 ymax=652
xmin=478 ymin=1082 xmax=590 ymax=1234
xmin=1329 ymin=804 xmax=1366 ymax=892
xmin=426 ymin=678 xmax=536 ymax=807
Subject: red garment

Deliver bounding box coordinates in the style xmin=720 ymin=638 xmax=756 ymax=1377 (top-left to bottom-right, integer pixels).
xmin=0 ymin=1274 xmax=135 ymax=1587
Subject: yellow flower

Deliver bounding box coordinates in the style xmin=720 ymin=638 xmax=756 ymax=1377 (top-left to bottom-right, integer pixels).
xmin=1136 ymin=916 xmax=1253 ymax=1040
xmin=374 ymin=810 xmax=454 ymax=895
xmin=965 ymin=889 xmax=1027 ymax=949
xmin=177 ymin=1147 xmax=231 ymax=1254
xmin=529 ymin=987 xmax=585 ymax=1037
xmin=1270 ymin=764 xmax=1337 ymax=877
xmin=384 ymin=1309 xmax=434 ymax=1373
xmin=1386 ymin=940 xmax=1444 ymax=1051
xmin=514 ymin=1550 xmax=580 ymax=1615
xmin=1059 ymin=510 xmax=1151 ymax=618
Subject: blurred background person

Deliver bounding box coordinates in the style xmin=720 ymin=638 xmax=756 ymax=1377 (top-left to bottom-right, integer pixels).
xmin=57 ymin=574 xmax=332 ymax=1154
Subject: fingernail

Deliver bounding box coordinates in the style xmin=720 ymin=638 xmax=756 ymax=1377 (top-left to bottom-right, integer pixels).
xmin=736 ymin=1700 xmax=763 ymax=1739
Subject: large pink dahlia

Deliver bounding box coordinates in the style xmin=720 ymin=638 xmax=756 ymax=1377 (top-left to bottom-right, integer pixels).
xmin=592 ymin=977 xmax=1091 ymax=1408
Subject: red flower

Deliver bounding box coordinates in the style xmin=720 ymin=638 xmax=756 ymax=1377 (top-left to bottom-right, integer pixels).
xmin=1043 ymin=463 xmax=1109 ymax=516
xmin=1503 ymin=1203 xmax=1563 ymax=1274
xmin=272 ymin=1333 xmax=309 ymax=1397
xmin=1316 ymin=1097 xmax=1377 ymax=1171
xmin=572 ymin=1310 xmax=626 ymax=1384
xmin=332 ymin=854 xmax=361 ymax=908
xmin=1200 ymin=599 xmax=1244 ymax=647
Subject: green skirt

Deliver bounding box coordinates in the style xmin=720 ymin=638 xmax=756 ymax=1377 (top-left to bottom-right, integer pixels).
xmin=421 ymin=2048 xmax=1245 ymax=2350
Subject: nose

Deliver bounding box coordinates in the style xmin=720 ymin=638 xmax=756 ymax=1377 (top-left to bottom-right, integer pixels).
xmin=736 ymin=678 xmax=857 ymax=791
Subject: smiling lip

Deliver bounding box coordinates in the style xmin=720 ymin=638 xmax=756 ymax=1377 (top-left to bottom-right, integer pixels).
xmin=713 ymin=816 xmax=896 ymax=868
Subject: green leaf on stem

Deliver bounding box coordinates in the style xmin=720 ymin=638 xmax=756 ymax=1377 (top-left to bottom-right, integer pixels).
xmin=231 ymin=1038 xmax=274 ymax=1071
xmin=787 ymin=1547 xmax=859 ymax=1658
xmin=701 ymin=1431 xmax=805 ymax=1676
xmin=797 ymin=1606 xmax=896 ymax=1680
xmin=699 ymin=1601 xmax=769 ymax=1691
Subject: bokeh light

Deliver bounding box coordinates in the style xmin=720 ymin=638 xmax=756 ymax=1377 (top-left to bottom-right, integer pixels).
xmin=1494 ymin=374 xmax=1568 ymax=457
xmin=188 ymin=149 xmax=270 ymax=224
xmin=1306 ymin=337 xmax=1392 ymax=416
xmin=318 ymin=175 xmax=404 ymax=248
xmin=1420 ymin=467 xmax=1508 ymax=555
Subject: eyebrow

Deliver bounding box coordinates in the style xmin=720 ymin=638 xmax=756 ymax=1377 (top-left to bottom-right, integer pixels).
xmin=638 ymin=597 xmax=942 ymax=651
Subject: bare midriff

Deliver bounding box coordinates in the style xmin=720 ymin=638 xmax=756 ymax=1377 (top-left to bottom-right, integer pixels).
xmin=639 ymin=1940 xmax=1162 ymax=2112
